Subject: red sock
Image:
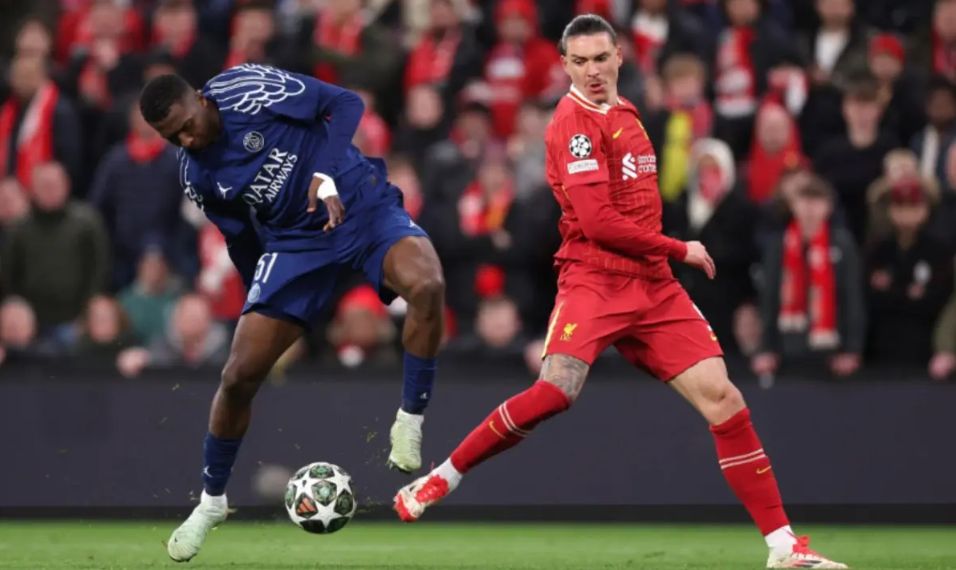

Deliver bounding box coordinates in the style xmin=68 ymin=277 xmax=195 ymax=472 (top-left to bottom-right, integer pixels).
xmin=710 ymin=408 xmax=790 ymax=535
xmin=450 ymin=380 xmax=570 ymax=473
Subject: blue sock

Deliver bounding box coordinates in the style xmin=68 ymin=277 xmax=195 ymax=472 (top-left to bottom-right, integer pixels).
xmin=202 ymin=433 xmax=242 ymax=496
xmin=401 ymin=352 xmax=436 ymax=414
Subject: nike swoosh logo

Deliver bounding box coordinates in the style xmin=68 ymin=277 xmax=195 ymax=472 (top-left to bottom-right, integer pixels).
xmin=757 ymin=466 xmax=772 ymax=474
xmin=612 ymin=127 xmax=624 ymax=139
xmin=488 ymin=420 xmax=506 ymax=440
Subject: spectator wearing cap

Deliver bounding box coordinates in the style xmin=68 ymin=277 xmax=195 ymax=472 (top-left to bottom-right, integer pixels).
xmin=664 ymin=138 xmax=760 ymax=358
xmin=869 ymin=33 xmax=926 ymax=146
xmin=911 ymin=76 xmax=956 ymax=183
xmin=752 ymin=173 xmax=865 ymax=379
xmin=89 ymin=100 xmax=182 ymax=290
xmin=712 ymin=0 xmax=803 ymax=156
xmin=481 ymin=0 xmax=565 ymax=138
xmin=814 ymin=74 xmax=899 ymax=244
xmin=865 ymin=177 xmax=954 ymax=368
xmin=864 ymin=148 xmax=927 ymax=245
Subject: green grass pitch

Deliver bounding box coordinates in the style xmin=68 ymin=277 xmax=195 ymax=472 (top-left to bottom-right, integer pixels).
xmin=0 ymin=521 xmax=953 ymax=569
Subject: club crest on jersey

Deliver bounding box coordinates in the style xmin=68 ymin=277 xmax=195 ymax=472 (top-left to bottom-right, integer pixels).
xmin=243 ymin=131 xmax=265 ymax=153
xmin=568 ymin=134 xmax=592 ymax=159
xmin=247 ymin=283 xmax=261 ymax=304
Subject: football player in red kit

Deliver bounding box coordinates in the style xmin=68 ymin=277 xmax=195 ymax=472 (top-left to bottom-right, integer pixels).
xmin=393 ymin=14 xmax=847 ymax=570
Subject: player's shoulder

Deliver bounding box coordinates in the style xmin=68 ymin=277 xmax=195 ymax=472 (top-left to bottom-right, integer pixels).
xmin=548 ymin=95 xmax=606 ymax=137
xmin=203 ymin=63 xmax=308 ymax=116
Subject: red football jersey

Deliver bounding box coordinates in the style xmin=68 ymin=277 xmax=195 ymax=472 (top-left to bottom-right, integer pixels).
xmin=544 ymin=86 xmax=686 ymax=280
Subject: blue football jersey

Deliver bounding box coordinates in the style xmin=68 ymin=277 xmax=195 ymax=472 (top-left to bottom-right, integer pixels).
xmin=178 ymin=64 xmax=385 ymax=284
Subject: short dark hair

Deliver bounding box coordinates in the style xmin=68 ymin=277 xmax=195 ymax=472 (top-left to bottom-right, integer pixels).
xmin=796 ymin=174 xmax=834 ymax=202
xmin=928 ymin=75 xmax=956 ymax=101
xmin=842 ymin=73 xmax=881 ymax=103
xmin=139 ymin=74 xmax=193 ymax=124
xmin=558 ymin=14 xmax=617 ymax=56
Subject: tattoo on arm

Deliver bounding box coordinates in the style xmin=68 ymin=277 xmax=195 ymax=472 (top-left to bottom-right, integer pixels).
xmin=540 ymin=354 xmax=590 ymax=402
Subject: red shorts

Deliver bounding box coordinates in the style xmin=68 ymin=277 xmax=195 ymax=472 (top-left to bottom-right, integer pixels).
xmin=542 ymin=263 xmax=724 ymax=381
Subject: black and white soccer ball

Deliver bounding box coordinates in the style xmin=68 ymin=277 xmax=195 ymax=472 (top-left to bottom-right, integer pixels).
xmin=285 ymin=462 xmax=357 ymax=534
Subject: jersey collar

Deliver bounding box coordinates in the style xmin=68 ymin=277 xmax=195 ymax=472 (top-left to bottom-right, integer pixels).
xmin=567 ymin=85 xmax=617 ymax=115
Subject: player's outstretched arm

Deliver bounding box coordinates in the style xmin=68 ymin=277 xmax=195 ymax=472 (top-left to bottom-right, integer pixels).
xmin=565 ymin=182 xmax=687 ymax=259
xmin=267 ymin=70 xmax=365 ymax=178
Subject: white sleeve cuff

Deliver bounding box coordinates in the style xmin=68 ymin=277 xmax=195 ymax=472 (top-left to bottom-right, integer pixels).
xmin=312 ymin=172 xmax=339 ymax=199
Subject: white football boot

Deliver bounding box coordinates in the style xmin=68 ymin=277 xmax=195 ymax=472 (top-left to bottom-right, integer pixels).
xmin=387 ymin=408 xmax=424 ymax=473
xmin=767 ymin=535 xmax=849 ymax=568
xmin=167 ymin=491 xmax=228 ymax=562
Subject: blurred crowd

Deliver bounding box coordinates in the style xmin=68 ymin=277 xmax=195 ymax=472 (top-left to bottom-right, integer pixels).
xmin=0 ymin=0 xmax=954 ymax=382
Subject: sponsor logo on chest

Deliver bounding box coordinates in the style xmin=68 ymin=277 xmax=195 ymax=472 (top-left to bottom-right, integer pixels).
xmin=622 ymin=152 xmax=656 ymax=180
xmin=242 ymin=147 xmax=298 ymax=207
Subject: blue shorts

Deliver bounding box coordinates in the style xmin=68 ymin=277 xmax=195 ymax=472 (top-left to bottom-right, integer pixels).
xmin=242 ymin=184 xmax=428 ymax=328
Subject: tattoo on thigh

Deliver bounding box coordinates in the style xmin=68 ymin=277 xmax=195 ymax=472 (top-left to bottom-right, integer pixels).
xmin=540 ymin=354 xmax=590 ymax=402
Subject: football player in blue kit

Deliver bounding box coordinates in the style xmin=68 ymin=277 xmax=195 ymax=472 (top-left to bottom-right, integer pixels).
xmin=139 ymin=64 xmax=444 ymax=561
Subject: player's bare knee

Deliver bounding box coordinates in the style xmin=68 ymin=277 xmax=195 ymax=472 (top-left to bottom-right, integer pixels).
xmin=707 ymin=382 xmax=745 ymax=423
xmin=407 ymin=272 xmax=445 ymax=315
xmin=540 ymin=355 xmax=589 ymax=404
xmin=220 ymin=358 xmax=262 ymax=403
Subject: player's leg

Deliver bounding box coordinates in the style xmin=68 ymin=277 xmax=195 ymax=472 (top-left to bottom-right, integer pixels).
xmin=168 ymin=311 xmax=303 ymax=562
xmin=393 ymin=353 xmax=585 ymax=522
xmin=669 ymin=359 xmax=846 ymax=569
xmin=376 ymin=235 xmax=444 ymax=472
xmin=393 ymin=265 xmax=618 ymax=522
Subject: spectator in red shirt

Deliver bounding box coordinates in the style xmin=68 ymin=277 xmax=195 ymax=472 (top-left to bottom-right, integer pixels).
xmin=0 ymin=55 xmax=83 ymax=190
xmin=55 ymin=0 xmax=146 ymax=65
xmin=713 ymin=0 xmax=802 ymax=155
xmin=404 ymin=0 xmax=484 ymax=104
xmin=223 ymin=2 xmax=277 ymax=68
xmin=746 ymin=100 xmax=805 ymax=203
xmin=482 ymin=0 xmax=566 ymax=137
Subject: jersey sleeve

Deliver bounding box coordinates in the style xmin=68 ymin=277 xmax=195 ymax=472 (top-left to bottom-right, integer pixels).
xmin=180 ymin=151 xmax=263 ymax=288
xmin=205 ymin=64 xmax=364 ymax=177
xmin=549 ymin=113 xmax=610 ymax=189
xmin=549 ymin=114 xmax=687 ymax=261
